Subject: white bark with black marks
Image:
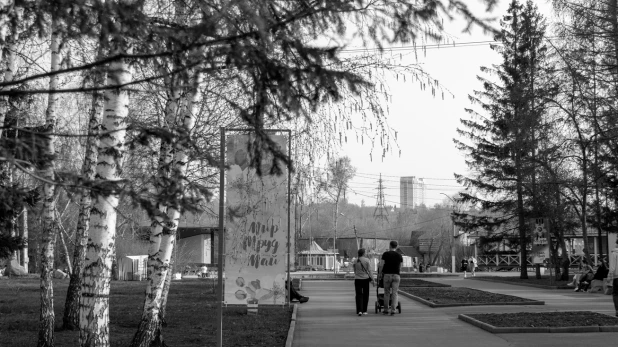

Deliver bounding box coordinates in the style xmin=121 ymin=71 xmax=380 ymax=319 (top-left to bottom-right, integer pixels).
xmin=63 ymin=35 xmax=106 ymax=331
xmin=38 ymin=13 xmax=61 ymax=347
xmin=79 ymin=29 xmax=132 ymax=347
xmin=131 ymin=73 xmax=202 ymax=347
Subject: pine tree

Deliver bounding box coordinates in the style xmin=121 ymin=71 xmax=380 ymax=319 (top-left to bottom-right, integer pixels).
xmin=455 ymin=0 xmax=553 ymax=279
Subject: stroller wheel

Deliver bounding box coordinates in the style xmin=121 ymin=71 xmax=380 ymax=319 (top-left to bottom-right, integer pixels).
xmin=397 ymin=302 xmax=401 ymax=314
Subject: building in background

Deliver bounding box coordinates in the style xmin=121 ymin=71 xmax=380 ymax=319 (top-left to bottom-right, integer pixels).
xmin=400 ymin=176 xmax=425 ymax=209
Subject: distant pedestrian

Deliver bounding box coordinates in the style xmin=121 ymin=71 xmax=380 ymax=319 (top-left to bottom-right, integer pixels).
xmin=353 ymin=248 xmax=374 ymax=316
xmin=609 ymin=238 xmax=618 ymax=317
xmin=379 ymin=241 xmax=403 ymax=316
xmin=460 ymin=258 xmax=468 ymax=277
xmin=419 ymin=261 xmax=424 ymax=273
xmin=200 ymin=265 xmax=208 ymax=278
xmin=468 ymin=256 xmax=477 ymax=277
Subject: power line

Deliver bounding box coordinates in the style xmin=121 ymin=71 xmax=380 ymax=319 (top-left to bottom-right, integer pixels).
xmin=339 ymin=40 xmax=501 ymax=53
xmin=349 ymin=187 xmax=456 ymax=206
xmin=353 ymin=173 xmax=458 ymax=183
xmin=338 ymin=36 xmax=566 ymax=54
xmin=306 ymin=165 xmax=459 ymax=181
xmin=348 ymin=182 xmax=463 ymax=188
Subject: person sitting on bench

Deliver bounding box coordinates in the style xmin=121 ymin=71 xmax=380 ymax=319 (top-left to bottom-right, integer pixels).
xmin=578 ymin=261 xmax=609 ymax=292
xmin=568 ymin=258 xmax=593 ymax=290
xmin=286 ymin=279 xmax=309 ymax=303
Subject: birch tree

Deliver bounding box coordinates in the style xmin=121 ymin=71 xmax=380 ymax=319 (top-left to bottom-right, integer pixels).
xmin=131 ymin=70 xmax=202 ymax=347
xmin=62 ymin=29 xmax=107 ymax=331
xmin=38 ymin=12 xmax=61 ymax=347
xmin=79 ymin=4 xmax=133 ymax=345
xmin=0 ymin=4 xmax=19 ymax=141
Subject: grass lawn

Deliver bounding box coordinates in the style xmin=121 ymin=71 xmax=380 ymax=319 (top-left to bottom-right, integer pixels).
xmin=0 ymin=277 xmax=292 ymax=347
xmin=471 ymin=275 xmax=571 ymax=288
xmin=467 ymin=311 xmax=618 ymax=328
xmin=398 ymin=279 xmax=451 ymax=287
xmin=399 ymin=287 xmax=543 ymax=306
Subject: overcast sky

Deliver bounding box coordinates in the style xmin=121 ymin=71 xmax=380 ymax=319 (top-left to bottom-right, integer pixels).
xmin=340 ymin=0 xmax=555 ymax=208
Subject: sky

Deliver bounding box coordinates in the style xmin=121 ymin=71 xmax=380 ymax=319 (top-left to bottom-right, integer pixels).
xmin=339 ymin=0 xmax=555 ymax=208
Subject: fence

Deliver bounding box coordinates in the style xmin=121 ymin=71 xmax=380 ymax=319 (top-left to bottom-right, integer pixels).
xmin=477 ymin=254 xmax=608 ymax=271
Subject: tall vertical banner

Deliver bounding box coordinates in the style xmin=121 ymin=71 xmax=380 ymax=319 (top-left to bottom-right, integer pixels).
xmin=224 ymin=134 xmax=289 ymax=305
xmin=530 ymin=218 xmax=550 ymax=264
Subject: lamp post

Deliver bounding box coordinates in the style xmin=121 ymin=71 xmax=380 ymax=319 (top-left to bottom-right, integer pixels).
xmin=440 ymin=193 xmax=458 ymax=274
xmin=302 ymin=204 xmax=319 ymax=269
xmin=333 ymin=209 xmax=338 ymax=274
xmin=339 ymin=212 xmax=358 ymax=250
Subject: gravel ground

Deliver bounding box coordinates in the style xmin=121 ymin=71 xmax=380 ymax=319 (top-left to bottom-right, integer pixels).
xmin=467 ymin=311 xmax=618 ymax=327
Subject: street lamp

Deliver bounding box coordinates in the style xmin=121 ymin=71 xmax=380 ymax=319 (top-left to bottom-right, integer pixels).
xmin=440 ymin=193 xmax=458 ymax=274
xmin=302 ymin=206 xmax=319 ymax=270
xmin=339 ymin=212 xmax=358 ymax=250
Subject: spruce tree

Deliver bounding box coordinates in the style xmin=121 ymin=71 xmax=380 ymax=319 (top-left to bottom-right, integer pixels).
xmin=454 ymin=0 xmax=553 ymax=279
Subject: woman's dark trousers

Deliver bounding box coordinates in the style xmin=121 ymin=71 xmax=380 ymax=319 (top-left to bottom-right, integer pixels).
xmin=355 ymin=278 xmax=371 ymax=313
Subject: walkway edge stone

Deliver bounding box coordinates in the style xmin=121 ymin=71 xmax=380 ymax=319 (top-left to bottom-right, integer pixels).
xmin=285 ymin=304 xmax=298 ymax=347
xmin=459 ymin=314 xmax=618 ymax=334
xmin=398 ymin=290 xmax=544 ymax=308
xmin=466 ymin=276 xmax=571 ymax=290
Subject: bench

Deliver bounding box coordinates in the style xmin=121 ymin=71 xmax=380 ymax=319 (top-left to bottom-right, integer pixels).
xmin=589 ymin=279 xmax=604 ymax=293
xmin=603 ymin=278 xmax=613 ymax=295
xmin=584 ymin=279 xmax=613 ymax=294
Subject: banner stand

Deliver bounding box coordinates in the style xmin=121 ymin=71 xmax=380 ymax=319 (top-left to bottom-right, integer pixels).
xmin=217 ymin=128 xmax=292 ymax=347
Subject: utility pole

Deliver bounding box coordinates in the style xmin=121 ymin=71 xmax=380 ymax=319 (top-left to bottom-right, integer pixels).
xmin=309 ymin=202 xmax=312 ymax=269
xmin=353 ymin=225 xmax=359 ymax=250
xmin=440 ymin=193 xmax=458 ymax=274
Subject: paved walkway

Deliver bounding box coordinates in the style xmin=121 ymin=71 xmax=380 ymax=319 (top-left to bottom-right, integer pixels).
xmin=291 ymin=275 xmax=617 ymax=347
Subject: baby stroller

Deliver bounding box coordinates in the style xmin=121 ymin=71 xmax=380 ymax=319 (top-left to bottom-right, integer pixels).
xmin=374 ymin=273 xmax=402 ymax=314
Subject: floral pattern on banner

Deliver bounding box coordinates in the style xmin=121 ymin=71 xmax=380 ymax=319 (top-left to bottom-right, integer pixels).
xmin=224 ymin=134 xmax=288 ymax=305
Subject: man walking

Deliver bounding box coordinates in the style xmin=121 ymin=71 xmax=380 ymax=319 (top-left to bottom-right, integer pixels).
xmin=609 ymin=237 xmax=618 ymax=317
xmin=379 ymin=240 xmax=403 ymax=316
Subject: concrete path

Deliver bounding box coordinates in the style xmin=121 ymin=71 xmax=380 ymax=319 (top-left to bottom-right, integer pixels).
xmin=292 ymin=275 xmax=617 ymax=347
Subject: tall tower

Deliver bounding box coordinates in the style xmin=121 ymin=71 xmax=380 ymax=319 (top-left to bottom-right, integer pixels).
xmin=374 ymin=174 xmax=389 ymax=223
xmin=417 ymin=178 xmax=426 ymax=206
xmin=400 ymin=176 xmax=415 ymax=209
xmin=401 ymin=176 xmax=425 ymax=208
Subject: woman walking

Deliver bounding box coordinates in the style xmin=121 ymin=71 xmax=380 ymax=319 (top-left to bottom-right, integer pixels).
xmin=353 ymin=248 xmax=374 ymax=316
xmin=466 ymin=256 xmax=477 ymax=277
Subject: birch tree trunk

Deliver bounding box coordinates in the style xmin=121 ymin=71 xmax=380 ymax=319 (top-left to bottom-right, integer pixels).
xmin=56 ymin=211 xmax=72 ymax=274
xmin=0 ymin=0 xmax=14 ymax=59
xmin=0 ymin=1 xmax=16 ymax=140
xmin=0 ymin=5 xmax=19 ymax=198
xmin=38 ymin=14 xmax=61 ymax=347
xmin=128 ymin=69 xmax=179 ymax=347
xmin=21 ymin=206 xmax=28 ymax=270
xmin=160 ymin=258 xmax=173 ymax=319
xmin=131 ymin=73 xmax=202 ymax=347
xmin=79 ymin=28 xmax=132 ymax=347
xmin=145 ymin=69 xmax=180 ymax=297
xmin=63 ymin=37 xmax=106 ymax=331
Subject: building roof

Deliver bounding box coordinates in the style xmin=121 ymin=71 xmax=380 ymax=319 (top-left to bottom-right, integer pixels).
xmin=299 ymin=241 xmax=338 ymax=255
xmin=397 ymin=246 xmax=422 ymax=258
xmin=138 ymin=209 xmax=218 ymax=228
